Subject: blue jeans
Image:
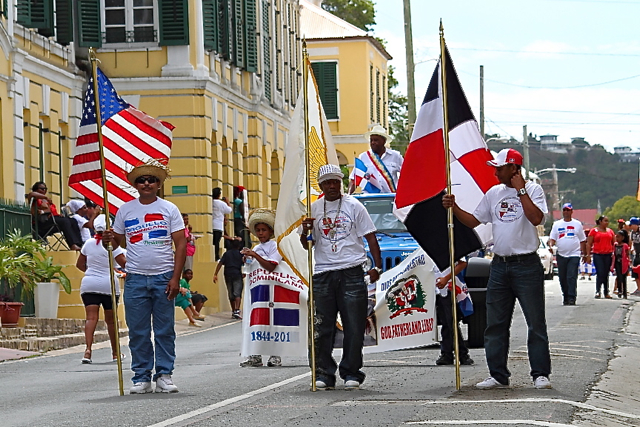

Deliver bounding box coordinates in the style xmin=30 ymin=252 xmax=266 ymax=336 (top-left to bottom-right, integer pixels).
xmin=485 ymin=254 xmax=551 ymax=384
xmin=557 ymin=255 xmax=579 ymax=302
xmin=124 ymin=271 xmax=176 ymax=383
xmin=592 ymin=253 xmax=612 ymax=296
xmin=312 ymin=265 xmax=368 ymax=386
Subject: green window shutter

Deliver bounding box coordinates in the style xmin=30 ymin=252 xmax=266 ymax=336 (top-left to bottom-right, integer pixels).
xmin=232 ymin=0 xmax=245 ymax=68
xmin=2 ymin=0 xmax=8 ymax=19
xmin=218 ymin=0 xmax=231 ymax=59
xmin=17 ymin=0 xmax=33 ymax=27
xmin=55 ymin=0 xmax=73 ymax=45
xmin=244 ymin=0 xmax=257 ymax=72
xmin=76 ymin=0 xmax=101 ymax=47
xmin=369 ymin=65 xmax=374 ymax=121
xmin=159 ymin=0 xmax=189 ymax=46
xmin=311 ymin=62 xmax=338 ymax=120
xmin=202 ymin=0 xmax=218 ymax=51
xmin=16 ymin=0 xmax=55 ymax=35
xmin=261 ymin=0 xmax=271 ymax=101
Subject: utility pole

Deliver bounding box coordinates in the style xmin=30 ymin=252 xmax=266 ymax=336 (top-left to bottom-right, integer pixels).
xmin=403 ymin=0 xmax=416 ymax=131
xmin=523 ymin=125 xmax=529 ymax=180
xmin=479 ymin=65 xmax=484 ymax=140
xmin=535 ymin=165 xmax=577 ymax=219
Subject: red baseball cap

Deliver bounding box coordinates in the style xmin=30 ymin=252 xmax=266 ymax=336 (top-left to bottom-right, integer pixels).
xmin=487 ymin=148 xmax=523 ymax=167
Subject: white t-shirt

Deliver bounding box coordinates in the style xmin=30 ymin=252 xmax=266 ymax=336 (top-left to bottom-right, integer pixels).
xmin=550 ymin=218 xmax=586 ymax=257
xmin=113 ymin=198 xmax=184 ymax=275
xmin=212 ymin=198 xmax=232 ymax=231
xmin=253 ymin=240 xmax=282 ymax=264
xmin=309 ymin=195 xmax=376 ymax=274
xmin=473 ymin=182 xmax=548 ymax=256
xmin=80 ymin=240 xmax=125 ymax=295
xmin=72 ymin=214 xmax=91 ymax=243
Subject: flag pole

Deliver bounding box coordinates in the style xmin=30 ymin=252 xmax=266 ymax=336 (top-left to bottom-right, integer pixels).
xmin=302 ymin=42 xmax=317 ymax=392
xmin=439 ymin=21 xmax=462 ymax=390
xmin=89 ymin=49 xmax=125 ymax=396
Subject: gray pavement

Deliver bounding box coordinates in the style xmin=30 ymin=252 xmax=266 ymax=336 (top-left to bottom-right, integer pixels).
xmin=0 ymin=277 xmax=639 ymax=426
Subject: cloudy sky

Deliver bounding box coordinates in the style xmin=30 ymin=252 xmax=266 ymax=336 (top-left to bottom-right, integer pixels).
xmin=374 ymin=0 xmax=640 ymax=152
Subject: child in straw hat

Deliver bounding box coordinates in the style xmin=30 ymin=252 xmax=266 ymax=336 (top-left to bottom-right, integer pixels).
xmin=238 ymin=208 xmax=283 ymax=368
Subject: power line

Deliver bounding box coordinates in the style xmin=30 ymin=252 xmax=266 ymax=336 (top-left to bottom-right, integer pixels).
xmin=489 ymin=107 xmax=640 ymax=116
xmin=452 ymin=47 xmax=640 ymax=58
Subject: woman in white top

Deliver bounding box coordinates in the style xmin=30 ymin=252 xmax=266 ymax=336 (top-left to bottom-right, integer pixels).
xmin=75 ymin=214 xmax=126 ymax=364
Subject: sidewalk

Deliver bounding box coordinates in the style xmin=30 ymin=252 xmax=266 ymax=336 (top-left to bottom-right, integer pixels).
xmin=0 ymin=312 xmax=239 ymax=363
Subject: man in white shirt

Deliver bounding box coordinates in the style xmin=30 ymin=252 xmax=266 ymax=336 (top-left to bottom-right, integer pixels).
xmin=212 ymin=187 xmax=232 ymax=261
xmin=301 ymin=164 xmax=382 ymax=390
xmin=549 ymin=203 xmax=586 ymax=306
xmin=443 ymin=148 xmax=552 ymax=390
xmin=104 ymin=159 xmax=186 ymax=395
xmin=348 ymin=125 xmax=403 ymax=194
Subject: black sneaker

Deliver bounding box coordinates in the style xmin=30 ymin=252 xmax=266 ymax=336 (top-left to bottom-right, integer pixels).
xmin=459 ymin=354 xmax=475 ymax=365
xmin=435 ymin=353 xmax=454 ymax=365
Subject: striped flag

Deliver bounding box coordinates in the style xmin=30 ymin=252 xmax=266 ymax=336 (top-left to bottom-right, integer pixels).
xmin=394 ymin=45 xmax=498 ymax=271
xmin=249 ymin=284 xmax=301 ymax=327
xmin=354 ymin=157 xmax=382 ymax=193
xmin=68 ymin=68 xmax=174 ymax=214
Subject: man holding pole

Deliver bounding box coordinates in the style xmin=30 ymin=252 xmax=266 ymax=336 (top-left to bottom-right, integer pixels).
xmin=104 ymin=159 xmax=186 ymax=394
xmin=300 ymin=164 xmax=382 ymax=390
xmin=442 ymin=148 xmax=552 ymax=390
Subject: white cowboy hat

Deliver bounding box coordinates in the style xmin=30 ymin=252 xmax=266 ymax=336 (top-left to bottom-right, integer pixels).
xmin=364 ymin=124 xmax=394 ymax=143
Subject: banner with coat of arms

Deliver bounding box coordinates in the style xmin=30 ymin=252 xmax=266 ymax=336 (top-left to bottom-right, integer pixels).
xmin=241 ymin=262 xmax=309 ymax=357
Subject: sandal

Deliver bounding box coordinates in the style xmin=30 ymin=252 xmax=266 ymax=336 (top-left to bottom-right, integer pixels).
xmin=81 ymin=349 xmax=92 ymax=364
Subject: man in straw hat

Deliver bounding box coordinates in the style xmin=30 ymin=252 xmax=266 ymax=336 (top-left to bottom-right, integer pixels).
xmin=103 ymin=159 xmax=187 ymax=394
xmin=301 ymin=164 xmax=382 ymax=390
xmin=348 ymin=124 xmax=403 ymax=194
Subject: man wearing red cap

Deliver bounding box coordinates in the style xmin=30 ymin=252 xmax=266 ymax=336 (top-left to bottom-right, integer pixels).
xmin=549 ymin=203 xmax=586 ymax=306
xmin=443 ymin=148 xmax=552 ymax=390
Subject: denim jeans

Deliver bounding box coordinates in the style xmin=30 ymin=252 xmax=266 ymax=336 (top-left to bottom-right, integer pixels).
xmin=592 ymin=253 xmax=612 ymax=296
xmin=485 ymin=254 xmax=551 ymax=384
xmin=124 ymin=271 xmax=176 ymax=383
xmin=557 ymin=255 xmax=580 ymax=302
xmin=312 ymin=265 xmax=368 ymax=386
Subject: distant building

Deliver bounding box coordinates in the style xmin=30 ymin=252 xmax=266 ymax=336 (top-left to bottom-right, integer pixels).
xmin=613 ymin=146 xmax=640 ymax=162
xmin=539 ymin=135 xmax=572 ymax=153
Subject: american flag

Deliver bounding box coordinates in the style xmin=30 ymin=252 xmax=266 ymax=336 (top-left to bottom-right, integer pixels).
xmin=68 ymin=68 xmax=174 ymax=214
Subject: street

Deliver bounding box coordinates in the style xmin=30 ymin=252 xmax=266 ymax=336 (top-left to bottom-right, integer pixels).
xmin=1 ymin=276 xmax=639 ymax=427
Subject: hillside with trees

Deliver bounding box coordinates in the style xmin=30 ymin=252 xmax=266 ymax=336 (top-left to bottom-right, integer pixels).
xmin=487 ymin=141 xmax=637 ymax=212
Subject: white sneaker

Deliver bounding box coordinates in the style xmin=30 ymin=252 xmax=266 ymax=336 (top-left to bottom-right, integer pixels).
xmin=267 ymin=356 xmax=282 ymax=367
xmin=344 ymin=379 xmax=360 ymax=390
xmin=315 ymin=380 xmax=334 ymax=390
xmin=129 ymin=382 xmax=153 ymax=394
xmin=155 ymin=374 xmax=179 ymax=393
xmin=534 ymin=376 xmax=552 ymax=389
xmin=476 ymin=377 xmax=508 ymax=389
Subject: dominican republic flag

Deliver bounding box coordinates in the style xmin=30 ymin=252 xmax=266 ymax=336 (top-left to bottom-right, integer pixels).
xmin=454 ymin=277 xmax=474 ymax=317
xmin=395 ymin=45 xmax=498 ymax=271
xmin=249 ymin=283 xmax=301 ymax=327
xmin=353 ymin=158 xmax=382 ymax=194
xmin=558 ymin=225 xmax=575 ymax=239
xmin=69 ymin=68 xmax=174 ymax=214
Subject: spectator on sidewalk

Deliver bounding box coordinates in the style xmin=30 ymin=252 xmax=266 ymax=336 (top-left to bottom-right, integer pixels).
xmin=103 ymin=159 xmax=186 ymax=395
xmin=214 ymin=239 xmax=244 ymax=320
xmin=212 ymin=187 xmax=233 ymax=261
xmin=549 ymin=203 xmax=586 ymax=306
xmin=67 ymin=199 xmax=98 ymax=245
xmin=76 ymin=214 xmax=126 ymax=364
xmin=175 ymin=269 xmax=204 ymax=326
xmin=585 ymin=216 xmax=616 ymax=299
xmin=182 ymin=213 xmax=197 ymax=271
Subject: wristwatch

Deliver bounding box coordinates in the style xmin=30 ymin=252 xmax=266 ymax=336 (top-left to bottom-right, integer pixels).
xmin=372 ymin=267 xmax=382 ymax=274
xmin=517 ymin=187 xmax=527 ymax=197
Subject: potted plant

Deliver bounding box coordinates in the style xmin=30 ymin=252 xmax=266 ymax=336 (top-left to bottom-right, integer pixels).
xmin=0 ymin=230 xmax=71 ymax=323
xmin=33 ymin=255 xmax=72 ymax=318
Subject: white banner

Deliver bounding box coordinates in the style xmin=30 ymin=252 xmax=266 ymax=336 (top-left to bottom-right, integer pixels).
xmin=241 ymin=262 xmax=309 ymax=357
xmin=366 ymin=248 xmax=437 ymax=353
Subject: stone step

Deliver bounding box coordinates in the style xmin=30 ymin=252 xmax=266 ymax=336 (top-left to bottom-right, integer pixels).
xmin=0 ymin=328 xmax=129 ymax=352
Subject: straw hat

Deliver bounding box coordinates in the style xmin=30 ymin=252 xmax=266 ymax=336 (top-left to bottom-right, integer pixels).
xmin=364 ymin=124 xmax=394 ymax=143
xmin=247 ymin=208 xmax=275 ymax=236
xmin=127 ymin=158 xmax=170 ymax=185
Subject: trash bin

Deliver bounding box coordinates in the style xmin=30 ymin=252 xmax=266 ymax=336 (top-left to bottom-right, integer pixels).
xmin=464 ymin=257 xmax=490 ymax=348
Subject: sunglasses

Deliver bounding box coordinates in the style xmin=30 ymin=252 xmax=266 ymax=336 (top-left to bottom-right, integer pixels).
xmin=135 ymin=176 xmax=160 ymax=184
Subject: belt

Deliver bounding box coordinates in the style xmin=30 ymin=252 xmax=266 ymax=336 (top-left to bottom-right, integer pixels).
xmin=493 ymin=251 xmax=538 ymax=263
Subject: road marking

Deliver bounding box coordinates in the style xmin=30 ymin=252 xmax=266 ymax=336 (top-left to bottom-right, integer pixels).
xmin=333 ymin=398 xmax=640 ymax=420
xmin=146 ymin=372 xmax=310 ymax=427
xmin=405 ymin=420 xmax=572 ymax=426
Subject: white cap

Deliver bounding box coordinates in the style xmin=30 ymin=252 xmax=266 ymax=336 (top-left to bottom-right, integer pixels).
xmin=93 ymin=214 xmax=107 ymax=232
xmin=66 ymin=199 xmax=85 ymax=214
xmin=317 ymin=164 xmax=344 ymax=184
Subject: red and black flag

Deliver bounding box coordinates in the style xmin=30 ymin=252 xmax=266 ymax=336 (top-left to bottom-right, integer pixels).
xmin=395 ymin=46 xmax=498 ymax=271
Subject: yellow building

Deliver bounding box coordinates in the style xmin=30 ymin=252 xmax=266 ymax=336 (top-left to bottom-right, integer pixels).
xmin=0 ymin=0 xmax=301 ymax=318
xmin=299 ymin=0 xmax=391 ymax=168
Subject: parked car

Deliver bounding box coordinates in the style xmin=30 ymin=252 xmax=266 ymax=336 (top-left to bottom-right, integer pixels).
xmin=538 ymin=237 xmax=554 ymax=280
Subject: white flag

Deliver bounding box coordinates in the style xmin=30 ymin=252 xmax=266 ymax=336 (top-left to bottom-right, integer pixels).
xmin=274 ymin=59 xmax=338 ymax=284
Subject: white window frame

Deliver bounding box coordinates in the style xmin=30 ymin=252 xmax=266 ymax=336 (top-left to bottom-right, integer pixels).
xmin=101 ymin=0 xmax=159 ymax=49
